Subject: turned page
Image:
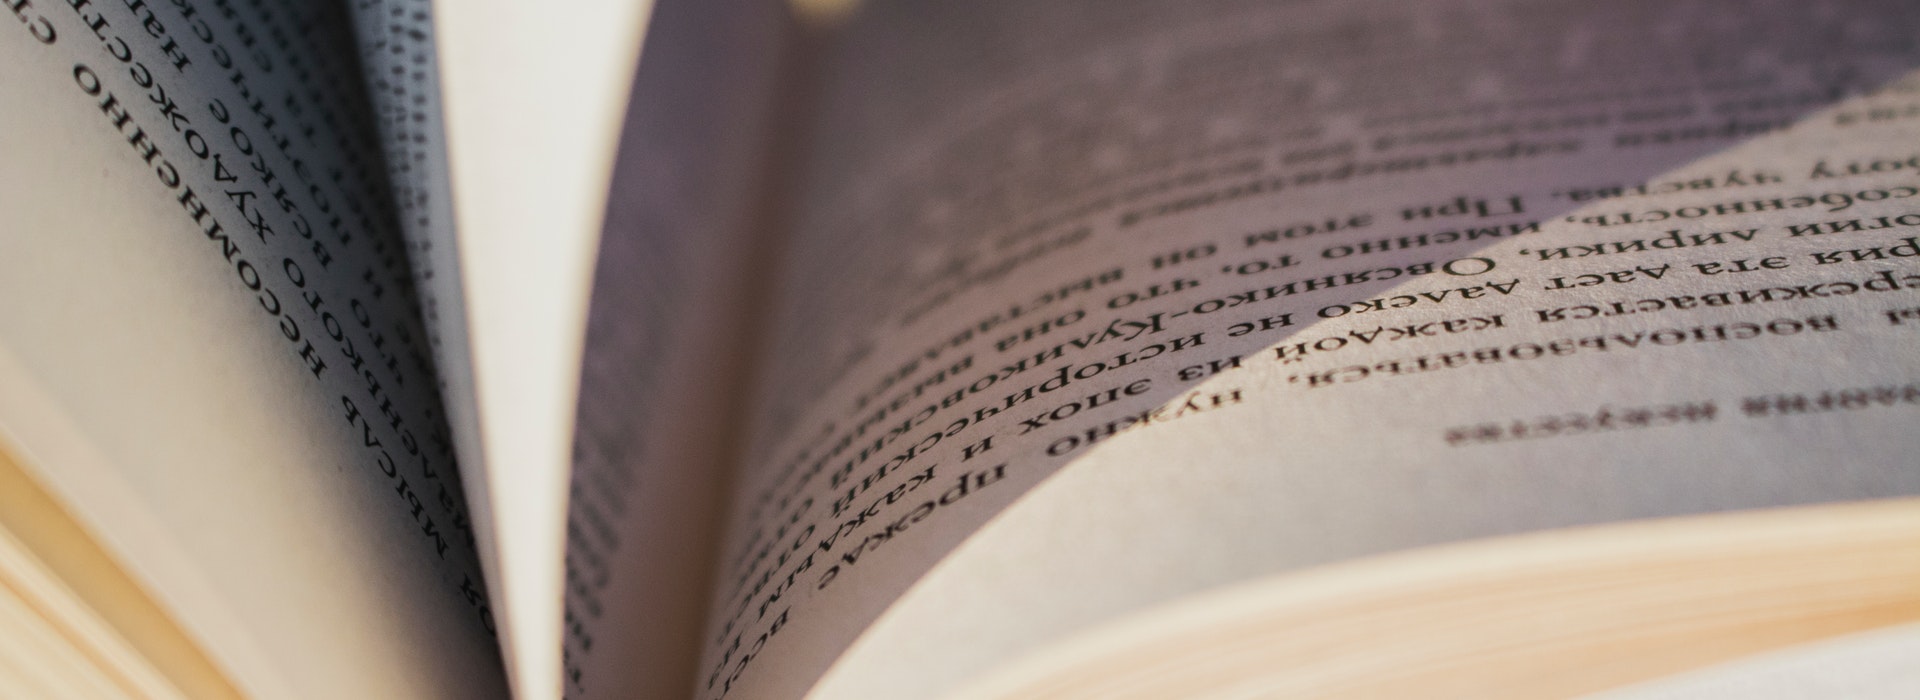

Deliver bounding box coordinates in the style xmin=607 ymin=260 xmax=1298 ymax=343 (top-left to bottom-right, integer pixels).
xmin=560 ymin=0 xmax=796 ymax=698
xmin=349 ymin=1 xmax=800 ymax=697
xmin=693 ymin=1 xmax=1920 ymax=698
xmin=0 ymin=2 xmax=503 ymax=698
xmin=342 ymin=1 xmax=658 ymax=695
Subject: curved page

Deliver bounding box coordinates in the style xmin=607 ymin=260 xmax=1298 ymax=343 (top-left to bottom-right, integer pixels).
xmin=694 ymin=1 xmax=1920 ymax=698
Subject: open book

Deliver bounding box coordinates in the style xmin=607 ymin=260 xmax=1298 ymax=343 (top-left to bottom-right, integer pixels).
xmin=4 ymin=0 xmax=1919 ymax=697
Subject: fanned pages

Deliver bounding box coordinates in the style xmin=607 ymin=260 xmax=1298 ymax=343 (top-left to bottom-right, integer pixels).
xmin=4 ymin=1 xmax=1918 ymax=699
xmin=1590 ymin=620 xmax=1920 ymax=700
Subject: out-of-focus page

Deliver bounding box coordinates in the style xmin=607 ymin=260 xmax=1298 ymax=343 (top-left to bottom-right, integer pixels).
xmin=1587 ymin=622 xmax=1920 ymax=700
xmin=341 ymin=0 xmax=519 ymax=684
xmin=562 ymin=0 xmax=794 ymax=698
xmin=690 ymin=1 xmax=1920 ymax=698
xmin=0 ymin=2 xmax=505 ymax=699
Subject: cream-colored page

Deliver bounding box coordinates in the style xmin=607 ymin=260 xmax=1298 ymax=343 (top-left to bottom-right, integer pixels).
xmin=0 ymin=2 xmax=504 ymax=698
xmin=689 ymin=1 xmax=1920 ymax=698
xmin=1587 ymin=622 xmax=1920 ymax=700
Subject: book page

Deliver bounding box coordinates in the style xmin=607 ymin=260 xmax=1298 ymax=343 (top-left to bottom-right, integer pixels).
xmin=343 ymin=1 xmax=657 ymax=697
xmin=692 ymin=1 xmax=1920 ymax=698
xmin=561 ymin=0 xmax=795 ymax=698
xmin=0 ymin=2 xmax=504 ymax=698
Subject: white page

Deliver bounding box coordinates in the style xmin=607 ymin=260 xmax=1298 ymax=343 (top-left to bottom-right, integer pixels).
xmin=0 ymin=1 xmax=506 ymax=697
xmin=343 ymin=1 xmax=659 ymax=697
xmin=685 ymin=1 xmax=1920 ymax=698
xmin=432 ymin=2 xmax=657 ymax=695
